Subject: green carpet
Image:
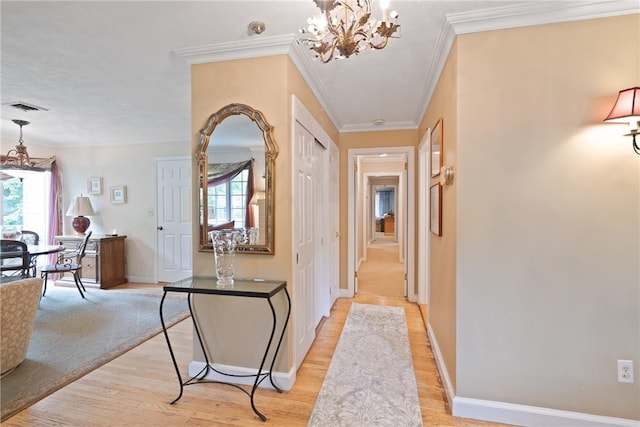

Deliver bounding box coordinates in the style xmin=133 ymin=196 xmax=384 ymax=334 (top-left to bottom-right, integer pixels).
xmin=0 ymin=285 xmax=189 ymax=421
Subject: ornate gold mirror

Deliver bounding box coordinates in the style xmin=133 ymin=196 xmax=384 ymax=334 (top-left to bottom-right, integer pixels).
xmin=197 ymin=103 xmax=278 ymax=254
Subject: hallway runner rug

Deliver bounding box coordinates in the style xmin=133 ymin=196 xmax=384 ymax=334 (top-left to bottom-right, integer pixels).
xmin=308 ymin=303 xmax=423 ymax=426
xmin=0 ymin=286 xmax=189 ymax=421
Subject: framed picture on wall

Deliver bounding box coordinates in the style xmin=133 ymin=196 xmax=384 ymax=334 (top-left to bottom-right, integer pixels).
xmin=87 ymin=176 xmax=102 ymax=195
xmin=110 ymin=185 xmax=127 ymax=204
xmin=430 ymin=182 xmax=442 ymax=236
xmin=430 ymin=117 xmax=443 ymax=178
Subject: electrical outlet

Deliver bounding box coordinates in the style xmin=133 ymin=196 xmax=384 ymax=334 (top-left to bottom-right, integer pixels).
xmin=618 ymin=360 xmax=634 ymax=383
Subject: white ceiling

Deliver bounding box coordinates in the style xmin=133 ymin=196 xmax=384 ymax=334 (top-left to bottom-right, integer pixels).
xmin=1 ymin=1 xmax=637 ymax=148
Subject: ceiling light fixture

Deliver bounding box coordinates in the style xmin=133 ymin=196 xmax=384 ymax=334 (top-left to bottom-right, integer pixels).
xmin=299 ymin=0 xmax=400 ymax=63
xmin=249 ymin=21 xmax=266 ymax=35
xmin=1 ymin=120 xmax=50 ymax=179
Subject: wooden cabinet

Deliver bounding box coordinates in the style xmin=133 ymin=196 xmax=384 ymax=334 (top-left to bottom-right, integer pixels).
xmin=384 ymin=217 xmax=395 ymax=236
xmin=54 ymin=235 xmax=127 ymax=289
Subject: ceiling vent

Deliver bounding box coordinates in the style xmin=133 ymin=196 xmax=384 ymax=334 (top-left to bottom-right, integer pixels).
xmin=5 ymin=102 xmax=48 ymax=112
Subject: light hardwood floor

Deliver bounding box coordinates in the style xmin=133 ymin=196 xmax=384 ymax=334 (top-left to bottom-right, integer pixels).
xmin=4 ymin=261 xmax=508 ymax=426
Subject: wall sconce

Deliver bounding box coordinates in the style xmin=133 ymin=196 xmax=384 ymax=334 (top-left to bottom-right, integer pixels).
xmin=440 ymin=166 xmax=454 ymax=186
xmin=604 ymin=87 xmax=640 ymax=154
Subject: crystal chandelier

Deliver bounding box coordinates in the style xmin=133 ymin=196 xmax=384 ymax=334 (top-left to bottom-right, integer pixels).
xmin=299 ymin=0 xmax=400 ymax=63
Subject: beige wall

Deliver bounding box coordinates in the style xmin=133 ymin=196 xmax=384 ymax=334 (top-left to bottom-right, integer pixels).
xmin=192 ymin=56 xmax=290 ymax=281
xmin=419 ymin=43 xmax=459 ymax=387
xmin=190 ymin=55 xmax=336 ymax=372
xmin=2 ymin=140 xmax=188 ymax=283
xmin=452 ymin=15 xmax=638 ymax=419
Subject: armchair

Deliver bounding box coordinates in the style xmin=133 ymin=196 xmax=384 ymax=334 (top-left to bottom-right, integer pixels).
xmin=0 ymin=278 xmax=42 ymax=376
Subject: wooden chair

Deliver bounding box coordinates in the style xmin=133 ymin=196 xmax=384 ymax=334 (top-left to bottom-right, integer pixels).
xmin=0 ymin=239 xmax=30 ymax=278
xmin=41 ymin=231 xmax=92 ymax=298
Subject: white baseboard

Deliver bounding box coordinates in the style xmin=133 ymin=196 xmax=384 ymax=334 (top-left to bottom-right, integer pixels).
xmin=189 ymin=361 xmax=295 ymax=391
xmin=453 ymin=397 xmax=639 ymax=427
xmin=426 ymin=322 xmax=455 ymax=408
xmin=426 ymin=324 xmax=638 ymax=427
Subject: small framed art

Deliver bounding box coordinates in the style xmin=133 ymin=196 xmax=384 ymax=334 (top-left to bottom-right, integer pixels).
xmin=430 ymin=118 xmax=443 ymax=178
xmin=430 ymin=182 xmax=442 ymax=236
xmin=110 ymin=185 xmax=127 ymax=204
xmin=87 ymin=176 xmax=103 ymax=195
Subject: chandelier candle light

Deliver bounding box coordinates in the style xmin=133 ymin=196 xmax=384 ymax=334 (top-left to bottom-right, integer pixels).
xmin=299 ymin=0 xmax=400 ymax=63
xmin=66 ymin=195 xmax=95 ymax=235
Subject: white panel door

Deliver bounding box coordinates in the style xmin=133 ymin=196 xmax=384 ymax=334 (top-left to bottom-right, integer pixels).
xmin=156 ymin=158 xmax=192 ymax=283
xmin=293 ymin=121 xmax=317 ymax=369
xmin=328 ymin=142 xmax=340 ymax=308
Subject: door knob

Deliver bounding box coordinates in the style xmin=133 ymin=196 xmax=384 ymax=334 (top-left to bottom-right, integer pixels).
xmin=335 ymin=231 xmax=341 ymax=237
xmin=157 ymin=226 xmax=163 ymax=231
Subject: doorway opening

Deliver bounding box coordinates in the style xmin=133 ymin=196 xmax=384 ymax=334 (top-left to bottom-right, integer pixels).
xmin=347 ymin=147 xmax=416 ymax=301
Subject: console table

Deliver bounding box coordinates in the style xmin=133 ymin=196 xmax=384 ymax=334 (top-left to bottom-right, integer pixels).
xmin=160 ymin=276 xmax=291 ymax=422
xmin=54 ymin=235 xmax=127 ymax=288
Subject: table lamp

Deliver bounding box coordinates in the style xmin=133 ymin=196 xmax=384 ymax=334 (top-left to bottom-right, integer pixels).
xmin=66 ymin=195 xmax=95 ymax=235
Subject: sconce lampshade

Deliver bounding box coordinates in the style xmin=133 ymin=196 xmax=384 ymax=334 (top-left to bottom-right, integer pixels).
xmin=605 ymin=87 xmax=640 ymax=155
xmin=66 ymin=195 xmax=95 ymax=235
xmin=604 ymin=87 xmax=640 ymax=123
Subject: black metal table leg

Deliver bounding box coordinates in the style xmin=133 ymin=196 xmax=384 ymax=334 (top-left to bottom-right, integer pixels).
xmin=267 ymin=288 xmax=291 ymax=392
xmin=159 ymin=291 xmax=184 ymax=403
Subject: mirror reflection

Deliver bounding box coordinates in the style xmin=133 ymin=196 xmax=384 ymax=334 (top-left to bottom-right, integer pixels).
xmin=198 ymin=104 xmax=277 ymax=254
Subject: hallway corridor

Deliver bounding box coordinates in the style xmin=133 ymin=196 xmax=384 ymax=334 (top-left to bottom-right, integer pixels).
xmin=358 ymin=235 xmax=404 ymax=298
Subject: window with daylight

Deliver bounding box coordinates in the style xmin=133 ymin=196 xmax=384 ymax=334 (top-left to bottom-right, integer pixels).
xmin=375 ymin=187 xmax=395 ymax=217
xmin=1 ymin=173 xmax=50 ymax=243
xmin=207 ymin=169 xmax=248 ymax=227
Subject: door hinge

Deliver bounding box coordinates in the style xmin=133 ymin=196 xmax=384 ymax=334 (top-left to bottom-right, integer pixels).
xmin=404 ymin=162 xmax=408 ymax=170
xmin=353 ymin=163 xmax=358 ymax=172
xmin=296 ymin=253 xmax=299 ymax=265
xmin=404 ymin=272 xmax=408 ymax=280
xmin=354 ymin=271 xmax=358 ymax=279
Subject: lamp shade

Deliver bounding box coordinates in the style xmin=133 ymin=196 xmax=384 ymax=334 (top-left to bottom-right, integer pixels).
xmin=250 ymin=191 xmax=266 ymax=205
xmin=604 ymin=87 xmax=640 ymax=123
xmin=66 ymin=196 xmax=95 ymax=235
xmin=66 ymin=196 xmax=95 ymax=217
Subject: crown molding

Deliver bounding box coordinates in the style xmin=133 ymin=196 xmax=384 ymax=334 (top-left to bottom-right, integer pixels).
xmin=413 ymin=1 xmax=640 ymax=130
xmin=174 ymin=34 xmax=342 ymax=131
xmin=287 ymin=39 xmax=343 ymax=130
xmin=447 ymin=0 xmax=640 ymax=35
xmin=174 ymin=34 xmax=294 ymax=64
xmin=412 ymin=15 xmax=457 ymax=130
